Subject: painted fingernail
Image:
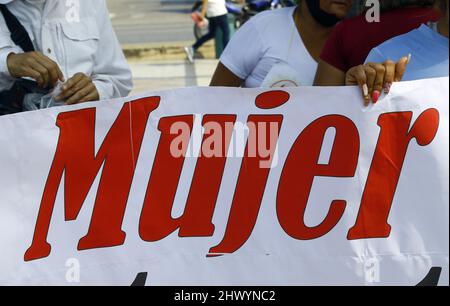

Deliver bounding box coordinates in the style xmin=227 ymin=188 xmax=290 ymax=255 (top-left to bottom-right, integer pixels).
xmin=372 ymin=90 xmax=381 ymax=103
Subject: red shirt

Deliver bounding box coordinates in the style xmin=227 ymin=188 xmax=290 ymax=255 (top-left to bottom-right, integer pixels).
xmin=320 ymin=7 xmax=441 ymax=72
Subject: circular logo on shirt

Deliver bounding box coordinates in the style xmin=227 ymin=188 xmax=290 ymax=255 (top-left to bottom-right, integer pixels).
xmin=270 ymin=79 xmax=300 ymax=88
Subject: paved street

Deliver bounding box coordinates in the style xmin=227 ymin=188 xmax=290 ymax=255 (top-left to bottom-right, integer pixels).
xmin=107 ymin=0 xmax=196 ymax=45
xmin=130 ymin=59 xmax=219 ymax=95
xmin=105 ymin=1 xmax=219 ymax=95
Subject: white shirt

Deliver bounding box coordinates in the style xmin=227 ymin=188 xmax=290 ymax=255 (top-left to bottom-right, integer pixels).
xmin=206 ymin=0 xmax=228 ymax=18
xmin=0 ymin=0 xmax=132 ymax=100
xmin=220 ymin=7 xmax=318 ymax=88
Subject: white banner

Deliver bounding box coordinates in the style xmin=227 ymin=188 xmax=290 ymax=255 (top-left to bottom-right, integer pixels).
xmin=0 ymin=78 xmax=448 ymax=286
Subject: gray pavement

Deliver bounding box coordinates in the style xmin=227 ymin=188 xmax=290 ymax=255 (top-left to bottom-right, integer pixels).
xmin=109 ymin=0 xmax=216 ymax=63
xmin=129 ymin=59 xmax=219 ymax=95
xmin=107 ymin=0 xmax=196 ymax=45
xmin=106 ymin=1 xmax=219 ymax=95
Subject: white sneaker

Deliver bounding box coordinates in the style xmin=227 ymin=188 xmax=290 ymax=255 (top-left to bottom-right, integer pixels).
xmin=184 ymin=46 xmax=195 ymax=63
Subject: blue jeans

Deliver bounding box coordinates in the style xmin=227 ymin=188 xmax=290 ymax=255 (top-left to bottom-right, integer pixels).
xmin=193 ymin=14 xmax=230 ymax=51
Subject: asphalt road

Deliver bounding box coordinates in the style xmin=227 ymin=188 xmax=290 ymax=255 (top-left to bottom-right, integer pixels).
xmin=107 ymin=0 xmax=196 ymax=45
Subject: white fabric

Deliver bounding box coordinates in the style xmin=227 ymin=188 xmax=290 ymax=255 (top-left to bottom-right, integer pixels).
xmin=206 ymin=0 xmax=228 ymax=18
xmin=260 ymin=62 xmax=304 ymax=87
xmin=0 ymin=0 xmax=132 ymax=100
xmin=260 ymin=29 xmax=305 ymax=88
xmin=220 ymin=7 xmax=318 ymax=88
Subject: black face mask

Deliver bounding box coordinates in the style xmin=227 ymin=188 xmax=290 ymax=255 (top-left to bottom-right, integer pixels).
xmin=305 ymin=0 xmax=341 ymax=27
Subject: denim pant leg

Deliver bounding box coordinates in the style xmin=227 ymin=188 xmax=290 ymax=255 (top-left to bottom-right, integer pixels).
xmin=217 ymin=14 xmax=230 ymax=49
xmin=193 ymin=16 xmax=219 ymax=50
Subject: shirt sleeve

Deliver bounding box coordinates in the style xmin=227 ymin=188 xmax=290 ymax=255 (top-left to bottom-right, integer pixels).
xmin=0 ymin=19 xmax=22 ymax=91
xmin=219 ymin=19 xmax=265 ymax=80
xmin=320 ymin=21 xmax=347 ymax=72
xmin=365 ymin=47 xmax=386 ymax=64
xmin=91 ymin=0 xmax=133 ymax=100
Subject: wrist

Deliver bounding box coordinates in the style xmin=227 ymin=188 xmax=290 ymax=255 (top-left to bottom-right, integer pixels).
xmin=0 ymin=48 xmax=21 ymax=78
xmin=6 ymin=52 xmax=17 ymax=77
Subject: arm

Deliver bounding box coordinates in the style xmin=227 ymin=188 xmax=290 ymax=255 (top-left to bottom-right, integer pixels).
xmin=1 ymin=18 xmax=64 ymax=91
xmin=0 ymin=47 xmax=20 ymax=92
xmin=0 ymin=19 xmax=21 ymax=91
xmin=313 ymin=22 xmax=347 ymax=86
xmin=210 ymin=18 xmax=264 ymax=87
xmin=90 ymin=0 xmax=132 ymax=100
xmin=201 ymin=0 xmax=209 ymax=19
xmin=313 ymin=59 xmax=346 ymax=86
xmin=210 ymin=62 xmax=244 ymax=87
xmin=57 ymin=0 xmax=132 ymax=104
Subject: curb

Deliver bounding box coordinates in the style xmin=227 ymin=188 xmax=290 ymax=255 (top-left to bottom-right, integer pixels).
xmin=122 ymin=41 xmax=217 ymax=62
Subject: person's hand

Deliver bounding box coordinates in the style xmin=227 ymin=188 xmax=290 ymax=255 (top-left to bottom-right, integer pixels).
xmin=55 ymin=73 xmax=100 ymax=105
xmin=345 ymin=55 xmax=410 ymax=106
xmin=7 ymin=52 xmax=65 ymax=88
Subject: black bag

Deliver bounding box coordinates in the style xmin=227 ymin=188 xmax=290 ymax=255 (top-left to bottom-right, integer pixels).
xmin=0 ymin=4 xmax=45 ymax=116
xmin=0 ymin=79 xmax=48 ymax=115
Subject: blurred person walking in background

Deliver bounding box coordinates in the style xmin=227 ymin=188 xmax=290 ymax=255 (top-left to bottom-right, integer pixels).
xmin=0 ymin=0 xmax=132 ymax=115
xmin=185 ymin=0 xmax=230 ymax=63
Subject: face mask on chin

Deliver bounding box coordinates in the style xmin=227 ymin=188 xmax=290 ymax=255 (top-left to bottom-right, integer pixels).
xmin=305 ymin=0 xmax=342 ymax=27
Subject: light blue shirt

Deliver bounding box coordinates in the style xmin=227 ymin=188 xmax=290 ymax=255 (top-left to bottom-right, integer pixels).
xmin=366 ymin=24 xmax=449 ymax=81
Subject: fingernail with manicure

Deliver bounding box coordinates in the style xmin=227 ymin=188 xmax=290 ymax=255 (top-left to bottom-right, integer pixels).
xmin=372 ymin=90 xmax=381 ymax=103
xmin=363 ymin=84 xmax=369 ymax=97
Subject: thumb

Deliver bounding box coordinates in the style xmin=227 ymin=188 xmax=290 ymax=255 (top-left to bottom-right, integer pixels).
xmin=394 ymin=54 xmax=411 ymax=82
